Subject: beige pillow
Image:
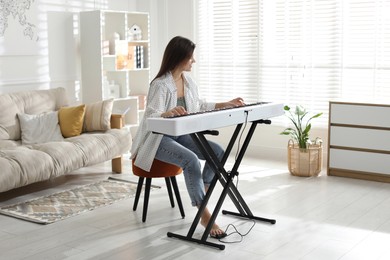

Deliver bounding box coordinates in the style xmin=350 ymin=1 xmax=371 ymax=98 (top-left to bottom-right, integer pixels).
xmin=83 ymin=99 xmax=114 ymax=132
xmin=58 ymin=105 xmax=86 ymax=138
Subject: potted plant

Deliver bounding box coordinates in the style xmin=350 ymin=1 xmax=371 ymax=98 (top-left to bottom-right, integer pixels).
xmin=280 ymin=105 xmax=323 ymax=177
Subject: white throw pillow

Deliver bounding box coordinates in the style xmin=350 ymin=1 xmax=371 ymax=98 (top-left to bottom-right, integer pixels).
xmin=18 ymin=111 xmax=64 ymax=145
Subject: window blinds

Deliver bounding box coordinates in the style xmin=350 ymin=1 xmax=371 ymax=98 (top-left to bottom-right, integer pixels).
xmin=196 ymin=0 xmax=390 ymax=126
xmin=196 ymin=0 xmax=260 ymax=103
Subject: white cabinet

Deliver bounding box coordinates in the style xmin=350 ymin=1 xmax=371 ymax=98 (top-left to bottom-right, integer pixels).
xmin=328 ymin=101 xmax=390 ymax=183
xmin=80 ymin=10 xmax=149 ymax=128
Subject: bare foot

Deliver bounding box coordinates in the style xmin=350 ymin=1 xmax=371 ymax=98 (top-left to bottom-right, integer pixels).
xmin=200 ymin=207 xmax=226 ymax=238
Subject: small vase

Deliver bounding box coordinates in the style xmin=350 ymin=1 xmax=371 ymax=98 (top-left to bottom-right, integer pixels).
xmin=109 ymin=32 xmax=120 ymax=55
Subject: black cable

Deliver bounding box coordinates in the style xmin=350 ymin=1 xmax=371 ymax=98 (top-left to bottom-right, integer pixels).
xmin=234 ymin=110 xmax=249 ymax=190
xmin=218 ymin=220 xmax=256 ymax=244
xmin=235 ymin=111 xmax=249 ymax=160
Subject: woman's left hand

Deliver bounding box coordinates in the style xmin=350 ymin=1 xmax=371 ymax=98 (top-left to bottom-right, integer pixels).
xmin=224 ymin=97 xmax=245 ymax=108
xmin=215 ymin=97 xmax=245 ymax=110
xmin=229 ymin=97 xmax=245 ymax=107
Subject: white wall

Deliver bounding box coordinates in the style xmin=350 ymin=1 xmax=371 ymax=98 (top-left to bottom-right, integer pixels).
xmin=137 ymin=0 xmax=195 ymax=79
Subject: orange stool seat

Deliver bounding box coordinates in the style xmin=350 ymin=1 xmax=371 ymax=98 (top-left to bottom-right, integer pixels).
xmin=132 ymin=159 xmax=185 ymax=222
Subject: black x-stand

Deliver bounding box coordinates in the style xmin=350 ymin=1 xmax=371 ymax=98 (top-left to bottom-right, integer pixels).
xmin=167 ymin=119 xmax=276 ymax=250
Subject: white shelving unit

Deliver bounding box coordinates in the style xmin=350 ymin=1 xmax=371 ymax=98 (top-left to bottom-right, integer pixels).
xmin=80 ymin=10 xmax=150 ymax=129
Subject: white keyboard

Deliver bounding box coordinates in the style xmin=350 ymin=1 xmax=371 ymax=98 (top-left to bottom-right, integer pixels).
xmin=147 ymin=102 xmax=284 ymax=136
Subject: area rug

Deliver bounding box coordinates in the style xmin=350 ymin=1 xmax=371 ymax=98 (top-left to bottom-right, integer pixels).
xmin=0 ymin=178 xmax=151 ymax=224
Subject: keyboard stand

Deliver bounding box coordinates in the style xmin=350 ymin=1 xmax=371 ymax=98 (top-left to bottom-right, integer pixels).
xmin=167 ymin=119 xmax=276 ymax=250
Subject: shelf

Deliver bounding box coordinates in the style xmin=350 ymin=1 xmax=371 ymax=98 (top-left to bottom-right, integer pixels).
xmin=102 ymin=41 xmax=149 ymax=71
xmin=80 ymin=9 xmax=150 ymax=115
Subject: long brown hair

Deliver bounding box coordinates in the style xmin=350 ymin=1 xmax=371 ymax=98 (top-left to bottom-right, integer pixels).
xmin=152 ymin=36 xmax=196 ymax=82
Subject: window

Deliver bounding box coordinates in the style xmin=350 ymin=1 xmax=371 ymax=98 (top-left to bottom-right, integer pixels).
xmin=196 ymin=0 xmax=260 ymax=102
xmin=195 ymin=0 xmax=390 ymax=126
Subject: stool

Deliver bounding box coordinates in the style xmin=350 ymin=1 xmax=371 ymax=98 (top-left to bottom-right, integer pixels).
xmin=132 ymin=159 xmax=185 ymax=222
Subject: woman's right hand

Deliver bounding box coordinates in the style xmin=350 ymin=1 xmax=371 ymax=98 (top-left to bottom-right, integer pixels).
xmin=161 ymin=106 xmax=188 ymax=118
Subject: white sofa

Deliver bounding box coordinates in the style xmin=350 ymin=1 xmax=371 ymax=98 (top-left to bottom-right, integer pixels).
xmin=0 ymin=87 xmax=132 ymax=193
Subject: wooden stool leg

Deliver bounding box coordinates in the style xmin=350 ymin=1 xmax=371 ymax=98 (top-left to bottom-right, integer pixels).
xmin=133 ymin=177 xmax=144 ymax=211
xmin=142 ymin=178 xmax=152 ymax=222
xmin=170 ymin=176 xmax=185 ymax=218
xmin=165 ymin=177 xmax=175 ymax=208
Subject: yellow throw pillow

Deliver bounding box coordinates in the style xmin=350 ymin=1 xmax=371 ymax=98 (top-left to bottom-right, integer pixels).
xmin=58 ymin=104 xmax=86 ymax=138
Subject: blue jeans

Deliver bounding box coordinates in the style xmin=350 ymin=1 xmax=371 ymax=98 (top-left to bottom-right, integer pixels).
xmin=155 ymin=134 xmax=224 ymax=206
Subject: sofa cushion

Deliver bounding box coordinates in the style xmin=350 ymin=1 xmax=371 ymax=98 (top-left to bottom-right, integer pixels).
xmin=18 ymin=111 xmax=64 ymax=145
xmin=65 ymin=129 xmax=131 ymax=166
xmin=0 ymin=140 xmax=20 ymax=149
xmin=0 ymin=147 xmax=56 ymax=192
xmin=58 ymin=104 xmax=86 ymax=138
xmin=83 ymin=99 xmax=114 ymax=132
xmin=0 ymin=88 xmax=69 ymax=141
xmin=0 ymin=125 xmax=8 ymax=139
xmin=31 ymin=142 xmax=85 ymax=177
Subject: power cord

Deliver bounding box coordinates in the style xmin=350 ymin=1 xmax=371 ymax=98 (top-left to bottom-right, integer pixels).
xmin=234 ymin=110 xmax=249 ymax=161
xmin=233 ymin=110 xmax=249 ymax=190
xmin=218 ymin=219 xmax=256 ymax=244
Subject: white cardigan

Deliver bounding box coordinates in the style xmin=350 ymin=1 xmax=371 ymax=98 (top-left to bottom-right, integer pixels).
xmin=130 ymin=72 xmax=216 ymax=171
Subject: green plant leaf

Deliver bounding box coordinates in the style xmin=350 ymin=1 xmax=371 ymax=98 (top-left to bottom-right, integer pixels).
xmin=312 ymin=112 xmax=323 ymax=119
xmin=303 ymin=123 xmax=311 ymax=136
xmin=280 ymin=105 xmax=322 ymax=149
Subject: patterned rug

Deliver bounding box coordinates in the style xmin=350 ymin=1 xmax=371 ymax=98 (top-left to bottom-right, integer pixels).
xmin=0 ymin=178 xmax=151 ymax=224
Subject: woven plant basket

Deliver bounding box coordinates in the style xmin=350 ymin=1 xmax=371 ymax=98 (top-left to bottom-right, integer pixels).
xmin=287 ymin=139 xmax=323 ymax=177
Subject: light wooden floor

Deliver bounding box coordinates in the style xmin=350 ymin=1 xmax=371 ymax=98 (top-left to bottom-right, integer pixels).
xmin=1 ymin=157 xmax=390 ymax=260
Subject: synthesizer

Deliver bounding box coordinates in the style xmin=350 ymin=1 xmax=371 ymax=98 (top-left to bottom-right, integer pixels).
xmin=147 ymin=102 xmax=284 ymax=136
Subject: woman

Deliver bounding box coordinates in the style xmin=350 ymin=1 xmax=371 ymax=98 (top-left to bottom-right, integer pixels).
xmin=130 ymin=36 xmax=244 ymax=238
